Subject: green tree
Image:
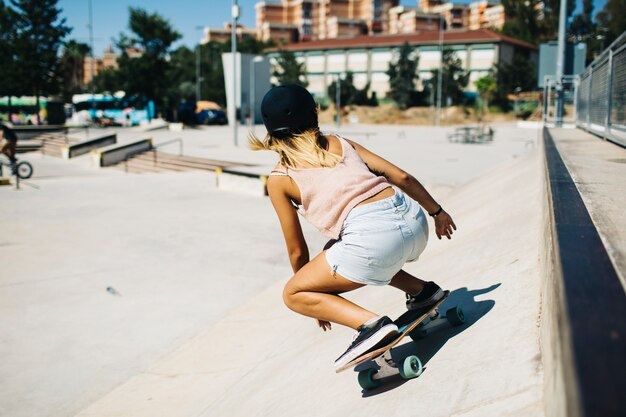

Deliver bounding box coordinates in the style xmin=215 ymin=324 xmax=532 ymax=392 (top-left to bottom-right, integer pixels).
xmin=596 ymin=0 xmax=626 ymax=48
xmin=539 ymin=0 xmax=575 ymax=41
xmin=501 ymin=0 xmax=574 ymax=45
xmin=11 ymin=0 xmax=71 ymax=123
xmin=568 ymin=0 xmax=600 ymax=63
xmin=200 ymin=42 xmax=227 ymax=105
xmin=115 ymin=7 xmax=181 ymax=116
xmin=501 ymin=0 xmax=543 ymax=44
xmin=430 ymin=48 xmax=468 ymax=106
xmin=474 ymin=74 xmax=497 ymax=121
xmin=492 ymin=53 xmax=536 ymax=109
xmin=58 ymin=40 xmax=90 ymax=102
xmin=327 ymin=71 xmax=357 ymax=107
xmin=386 ymin=42 xmax=419 ymax=110
xmin=92 ymin=67 xmax=120 ymax=94
xmin=0 ymin=1 xmax=20 ymax=119
xmin=272 ymin=49 xmax=307 ymax=86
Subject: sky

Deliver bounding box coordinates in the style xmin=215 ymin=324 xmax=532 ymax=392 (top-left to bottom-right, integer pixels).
xmin=57 ymin=0 xmax=608 ymax=55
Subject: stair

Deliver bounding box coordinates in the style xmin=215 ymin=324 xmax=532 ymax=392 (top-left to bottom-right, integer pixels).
xmin=38 ymin=133 xmax=78 ymax=157
xmin=114 ymin=150 xmax=242 ymax=174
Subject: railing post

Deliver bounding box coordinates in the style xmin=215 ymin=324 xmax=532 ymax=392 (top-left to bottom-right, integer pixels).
xmin=587 ymin=66 xmax=593 ymax=130
xmin=605 ymin=49 xmax=614 ymax=139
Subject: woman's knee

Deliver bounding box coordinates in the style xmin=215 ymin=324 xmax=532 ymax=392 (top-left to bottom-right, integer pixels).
xmin=282 ymin=279 xmax=301 ymax=311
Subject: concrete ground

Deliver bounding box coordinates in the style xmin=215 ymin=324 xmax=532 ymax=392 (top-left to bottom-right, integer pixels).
xmin=1 ymin=123 xmax=544 ymax=417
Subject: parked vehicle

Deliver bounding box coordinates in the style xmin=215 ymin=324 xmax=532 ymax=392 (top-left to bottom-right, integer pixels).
xmin=70 ymin=93 xmax=155 ymax=126
xmin=196 ymin=109 xmax=227 ymax=125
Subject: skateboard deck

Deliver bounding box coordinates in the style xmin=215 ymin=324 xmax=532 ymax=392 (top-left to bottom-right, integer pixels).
xmin=336 ymin=290 xmax=451 ymax=374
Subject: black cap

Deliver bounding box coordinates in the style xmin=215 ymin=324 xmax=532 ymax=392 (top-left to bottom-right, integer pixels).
xmin=261 ymin=84 xmax=317 ymax=138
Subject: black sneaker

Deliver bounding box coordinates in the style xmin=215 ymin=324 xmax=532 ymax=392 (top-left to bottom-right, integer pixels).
xmin=334 ymin=316 xmax=398 ymax=370
xmin=406 ymin=281 xmax=444 ymax=311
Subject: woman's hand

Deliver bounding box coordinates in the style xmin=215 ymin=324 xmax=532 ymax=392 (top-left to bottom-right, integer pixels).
xmin=434 ymin=210 xmax=457 ymax=240
xmin=317 ymin=319 xmax=332 ymax=331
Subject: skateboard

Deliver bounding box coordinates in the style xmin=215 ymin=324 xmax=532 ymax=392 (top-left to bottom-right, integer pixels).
xmin=335 ymin=291 xmax=466 ymax=390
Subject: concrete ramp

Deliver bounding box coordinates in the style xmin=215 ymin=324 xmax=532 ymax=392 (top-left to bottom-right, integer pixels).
xmin=76 ymin=149 xmax=545 ymax=417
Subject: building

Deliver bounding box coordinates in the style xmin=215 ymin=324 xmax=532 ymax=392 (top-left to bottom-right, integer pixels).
xmin=389 ymin=6 xmax=440 ymax=34
xmin=256 ymin=0 xmax=400 ymax=44
xmin=468 ymin=1 xmax=505 ymax=30
xmin=82 ymin=46 xmax=143 ymax=86
xmin=266 ymin=28 xmax=537 ymax=99
xmin=207 ymin=0 xmax=507 ymax=46
xmin=83 ymin=46 xmax=119 ymax=85
xmin=201 ymin=23 xmax=257 ymax=44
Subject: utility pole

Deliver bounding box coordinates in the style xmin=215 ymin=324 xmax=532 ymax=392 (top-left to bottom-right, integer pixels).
xmin=232 ymin=0 xmax=239 ymax=146
xmin=195 ymin=26 xmax=204 ymax=103
xmin=555 ymin=0 xmax=568 ymax=126
xmin=436 ymin=14 xmax=444 ymax=127
xmin=88 ymin=0 xmax=95 ymax=130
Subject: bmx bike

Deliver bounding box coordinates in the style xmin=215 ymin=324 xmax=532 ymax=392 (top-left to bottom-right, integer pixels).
xmin=0 ymin=156 xmax=33 ymax=179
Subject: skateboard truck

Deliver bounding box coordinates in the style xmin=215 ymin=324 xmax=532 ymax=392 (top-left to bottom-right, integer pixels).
xmin=356 ymin=305 xmax=465 ymax=390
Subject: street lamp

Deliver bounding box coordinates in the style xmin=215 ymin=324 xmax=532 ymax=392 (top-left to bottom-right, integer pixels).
xmin=436 ymin=13 xmax=444 ymax=127
xmin=88 ymin=0 xmax=95 ymax=131
xmin=231 ymin=0 xmax=239 ymax=146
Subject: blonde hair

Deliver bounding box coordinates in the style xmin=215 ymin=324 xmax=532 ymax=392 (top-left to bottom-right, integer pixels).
xmin=249 ymin=128 xmax=341 ymax=169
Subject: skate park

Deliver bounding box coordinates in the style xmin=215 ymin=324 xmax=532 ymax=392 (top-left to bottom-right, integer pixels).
xmin=1 ymin=118 xmax=624 ymax=417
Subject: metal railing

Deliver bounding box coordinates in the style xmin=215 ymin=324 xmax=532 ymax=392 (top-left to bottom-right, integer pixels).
xmin=576 ymin=31 xmax=626 ymax=147
xmin=122 ymin=138 xmax=183 ymax=173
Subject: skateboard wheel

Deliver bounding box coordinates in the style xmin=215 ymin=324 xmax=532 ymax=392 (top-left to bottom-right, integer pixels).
xmin=399 ymin=355 xmax=423 ymax=379
xmin=357 ymin=368 xmax=381 ymax=390
xmin=409 ymin=327 xmax=428 ymax=341
xmin=446 ymin=306 xmax=466 ymax=326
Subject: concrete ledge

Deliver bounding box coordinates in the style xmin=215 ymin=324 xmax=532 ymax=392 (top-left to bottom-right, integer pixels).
xmin=12 ymin=125 xmax=66 ymax=140
xmin=215 ymin=167 xmax=267 ymax=197
xmin=91 ymin=139 xmax=152 ymax=167
xmin=62 ymin=134 xmax=117 ymax=159
xmin=541 ymin=127 xmax=626 ymax=417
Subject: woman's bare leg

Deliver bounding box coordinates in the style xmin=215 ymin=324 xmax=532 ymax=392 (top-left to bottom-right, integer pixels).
xmin=388 ymin=269 xmax=427 ymax=295
xmin=283 ymin=251 xmax=377 ymax=329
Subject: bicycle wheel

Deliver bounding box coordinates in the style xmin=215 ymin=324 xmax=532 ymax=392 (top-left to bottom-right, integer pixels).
xmin=16 ymin=161 xmax=33 ymax=179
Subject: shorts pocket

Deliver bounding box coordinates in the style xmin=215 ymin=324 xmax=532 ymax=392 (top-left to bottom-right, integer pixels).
xmin=364 ymin=226 xmax=405 ymax=269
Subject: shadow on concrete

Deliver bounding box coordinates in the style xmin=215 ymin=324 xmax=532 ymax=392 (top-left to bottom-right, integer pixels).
xmin=357 ymin=283 xmax=500 ymax=397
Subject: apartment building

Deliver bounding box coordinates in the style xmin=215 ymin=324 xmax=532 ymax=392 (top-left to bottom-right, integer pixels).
xmin=468 ymin=1 xmax=505 ymax=30
xmin=256 ymin=0 xmax=400 ymax=44
xmin=389 ymin=6 xmax=441 ymax=34
xmin=255 ymin=0 xmax=506 ymax=44
xmin=82 ymin=46 xmax=139 ymax=85
xmin=201 ymin=23 xmax=257 ymax=44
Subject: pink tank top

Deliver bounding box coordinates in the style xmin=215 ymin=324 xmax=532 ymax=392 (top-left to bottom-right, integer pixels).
xmin=271 ymin=136 xmax=391 ymax=239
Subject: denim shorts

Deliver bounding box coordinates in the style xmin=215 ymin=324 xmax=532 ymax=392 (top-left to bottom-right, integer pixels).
xmin=325 ymin=190 xmax=429 ymax=286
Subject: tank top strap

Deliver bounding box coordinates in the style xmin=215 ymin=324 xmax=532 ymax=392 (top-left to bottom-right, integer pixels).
xmin=334 ymin=134 xmax=359 ymax=161
xmin=269 ymin=164 xmax=289 ymax=176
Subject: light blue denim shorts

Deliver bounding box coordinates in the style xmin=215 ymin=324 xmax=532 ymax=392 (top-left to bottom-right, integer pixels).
xmin=325 ymin=190 xmax=429 ymax=286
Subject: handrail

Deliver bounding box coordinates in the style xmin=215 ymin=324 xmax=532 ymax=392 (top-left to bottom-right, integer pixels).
xmin=153 ymin=138 xmax=183 ymax=155
xmin=151 ymin=138 xmax=183 ymax=167
xmin=123 ymin=147 xmax=153 ymax=173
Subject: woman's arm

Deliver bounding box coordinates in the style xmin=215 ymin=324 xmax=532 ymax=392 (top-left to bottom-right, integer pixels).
xmin=267 ymin=176 xmax=310 ymax=272
xmin=347 ymin=139 xmax=457 ymax=240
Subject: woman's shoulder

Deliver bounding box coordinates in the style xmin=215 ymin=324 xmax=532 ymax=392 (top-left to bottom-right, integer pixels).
xmin=269 ymin=162 xmax=288 ymax=176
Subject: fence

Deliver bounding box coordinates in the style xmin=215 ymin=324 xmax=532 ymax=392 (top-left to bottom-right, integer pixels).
xmin=576 ymin=31 xmax=626 ymax=147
